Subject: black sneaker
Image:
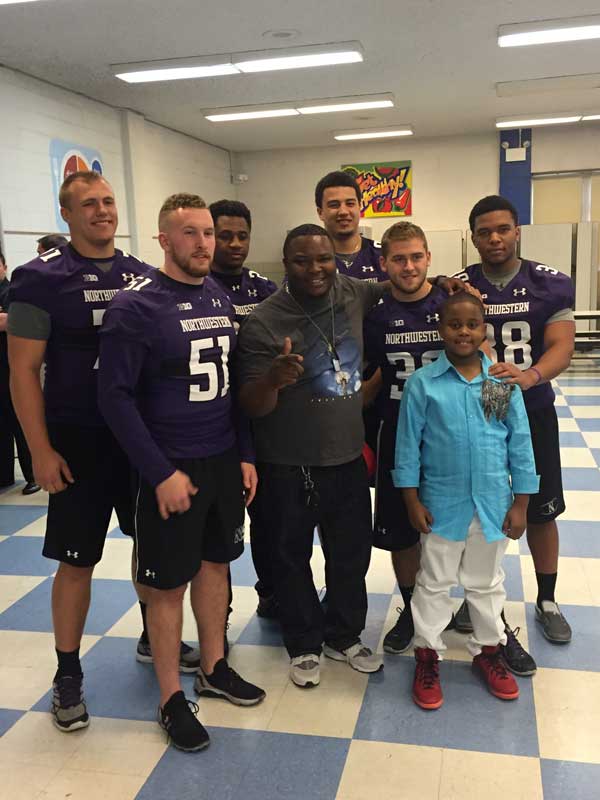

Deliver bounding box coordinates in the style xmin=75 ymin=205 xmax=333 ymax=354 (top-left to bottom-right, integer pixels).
xmin=454 ymin=600 xmax=474 ymax=633
xmin=194 ymin=659 xmax=266 ymax=706
xmin=51 ymin=674 xmax=89 ymax=732
xmin=159 ymin=691 xmax=209 ymax=752
xmin=501 ymin=625 xmax=537 ymax=676
xmin=383 ymin=606 xmax=414 ymax=654
xmin=136 ymin=637 xmax=201 ymax=674
xmin=535 ymin=601 xmax=572 ymax=643
xmin=256 ymin=594 xmax=279 ymax=619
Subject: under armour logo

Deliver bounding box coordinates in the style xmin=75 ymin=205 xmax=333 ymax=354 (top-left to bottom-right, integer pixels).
xmin=66 ymin=550 xmax=79 ymax=559
xmin=122 ymin=272 xmax=136 ymax=283
xmin=362 ymin=266 xmax=375 ymax=273
xmin=513 ymin=288 xmax=527 ymax=296
xmin=232 ymin=284 xmax=241 ymax=292
xmin=427 ymin=313 xmax=440 ymax=323
xmin=248 ymin=288 xmax=258 ymax=298
xmin=233 ymin=525 xmax=245 ymax=544
xmin=480 ymin=293 xmax=488 ymax=300
xmin=212 ymin=298 xmax=222 ymax=308
xmin=392 ymin=319 xmax=405 ymax=327
xmin=145 ymin=569 xmax=156 ymax=579
xmin=540 ymin=497 xmax=559 ymax=516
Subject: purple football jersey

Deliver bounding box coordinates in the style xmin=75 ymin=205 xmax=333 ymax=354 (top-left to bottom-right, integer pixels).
xmin=98 ymin=272 xmax=247 ymax=487
xmin=455 ymin=260 xmax=574 ymax=410
xmin=210 ymin=267 xmax=278 ymax=322
xmin=364 ymin=287 xmax=446 ymax=424
xmin=8 ymin=245 xmax=153 ymax=426
xmin=336 ymin=237 xmax=386 ymax=283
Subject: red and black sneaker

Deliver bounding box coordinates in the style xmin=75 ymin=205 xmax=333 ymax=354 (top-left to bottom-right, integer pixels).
xmin=472 ymin=645 xmax=519 ymax=700
xmin=413 ymin=647 xmax=443 ymax=710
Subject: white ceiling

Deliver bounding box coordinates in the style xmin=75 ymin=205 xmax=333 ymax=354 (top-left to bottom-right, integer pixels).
xmin=2 ymin=0 xmax=600 ymax=152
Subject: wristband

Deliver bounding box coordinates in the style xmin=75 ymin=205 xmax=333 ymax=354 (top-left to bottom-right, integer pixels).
xmin=529 ymin=366 xmax=542 ymax=385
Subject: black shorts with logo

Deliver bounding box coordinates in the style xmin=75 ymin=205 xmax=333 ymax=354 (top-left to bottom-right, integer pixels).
xmin=134 ymin=447 xmax=245 ymax=590
xmin=373 ymin=420 xmax=420 ymax=552
xmin=526 ymin=404 xmax=565 ymax=524
xmin=43 ymin=423 xmax=134 ymax=567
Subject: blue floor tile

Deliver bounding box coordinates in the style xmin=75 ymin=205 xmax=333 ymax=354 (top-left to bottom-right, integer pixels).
xmin=0 ymin=537 xmax=56 ymax=576
xmin=0 ymin=708 xmax=24 ymax=737
xmin=541 ymin=759 xmax=600 ymax=800
xmin=577 ymin=418 xmax=600 ymax=431
xmin=561 ymin=467 xmax=600 ymax=491
xmin=138 ymin=728 xmax=350 ymax=800
xmin=361 ymin=593 xmax=393 ymax=651
xmin=519 ymin=520 xmax=600 ymax=558
xmin=557 ymin=378 xmax=600 ymax=386
xmin=229 ymin=547 xmax=258 ymax=587
xmin=237 ymin=614 xmax=284 ymax=647
xmin=32 ymin=636 xmax=167 ymax=721
xmin=525 ymin=603 xmax=600 ymax=672
xmin=107 ymin=525 xmax=129 ymax=538
xmin=450 ymin=553 xmax=523 ymax=602
xmin=0 ymin=505 xmax=47 ymax=536
xmin=354 ymin=657 xmax=538 ymax=756
xmin=559 ymin=432 xmax=586 ymax=447
xmin=591 ymin=449 xmax=600 ymax=468
xmin=560 ymin=395 xmax=600 ymax=406
xmin=0 ymin=577 xmax=137 ymax=634
xmin=555 ymin=406 xmax=573 ymax=418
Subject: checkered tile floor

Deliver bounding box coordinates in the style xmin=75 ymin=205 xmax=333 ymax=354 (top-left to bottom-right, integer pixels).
xmin=1 ymin=371 xmax=600 ymax=800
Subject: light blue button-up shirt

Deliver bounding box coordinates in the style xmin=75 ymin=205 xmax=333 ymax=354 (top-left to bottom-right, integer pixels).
xmin=392 ymin=352 xmax=539 ymax=543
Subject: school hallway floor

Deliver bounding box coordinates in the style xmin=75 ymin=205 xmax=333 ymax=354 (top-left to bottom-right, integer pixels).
xmin=1 ymin=370 xmax=599 ymax=800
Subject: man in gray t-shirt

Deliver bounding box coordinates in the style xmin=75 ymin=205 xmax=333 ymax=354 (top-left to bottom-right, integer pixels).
xmin=237 ymin=224 xmax=386 ymax=687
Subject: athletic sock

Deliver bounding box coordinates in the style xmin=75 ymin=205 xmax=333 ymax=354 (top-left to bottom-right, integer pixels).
xmin=139 ymin=601 xmax=149 ymax=643
xmin=55 ymin=647 xmax=82 ymax=679
xmin=399 ymin=585 xmax=414 ymax=613
xmin=536 ymin=572 xmax=557 ymax=607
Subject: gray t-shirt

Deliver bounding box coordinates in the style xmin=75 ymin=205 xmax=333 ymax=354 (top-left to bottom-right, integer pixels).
xmin=237 ymin=275 xmax=386 ymax=466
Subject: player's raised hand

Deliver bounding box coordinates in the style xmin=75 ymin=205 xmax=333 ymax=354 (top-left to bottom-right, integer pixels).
xmin=155 ymin=469 xmax=198 ymax=520
xmin=267 ymin=337 xmax=304 ymax=390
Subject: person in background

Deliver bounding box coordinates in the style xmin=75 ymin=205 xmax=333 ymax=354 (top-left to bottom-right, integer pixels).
xmin=37 ymin=234 xmax=69 ymax=255
xmin=0 ymin=248 xmax=39 ymax=494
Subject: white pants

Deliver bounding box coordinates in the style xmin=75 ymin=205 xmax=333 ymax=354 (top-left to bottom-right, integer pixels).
xmin=412 ymin=515 xmax=509 ymax=657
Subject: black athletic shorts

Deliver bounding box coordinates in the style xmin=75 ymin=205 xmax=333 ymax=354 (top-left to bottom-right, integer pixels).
xmin=134 ymin=447 xmax=245 ymax=590
xmin=43 ymin=423 xmax=134 ymax=567
xmin=526 ymin=404 xmax=565 ymax=524
xmin=373 ymin=420 xmax=420 ymax=552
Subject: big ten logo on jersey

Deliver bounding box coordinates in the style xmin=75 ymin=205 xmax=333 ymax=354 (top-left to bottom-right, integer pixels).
xmin=387 ymin=350 xmax=440 ymax=399
xmin=188 ymin=335 xmax=231 ymax=402
xmin=486 ymin=321 xmax=532 ymax=368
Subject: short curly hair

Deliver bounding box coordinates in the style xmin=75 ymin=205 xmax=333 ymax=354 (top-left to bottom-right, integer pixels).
xmin=158 ymin=193 xmax=207 ymax=230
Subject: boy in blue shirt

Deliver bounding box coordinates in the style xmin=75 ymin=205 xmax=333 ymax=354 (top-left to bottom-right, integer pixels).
xmin=393 ymin=292 xmax=539 ymax=709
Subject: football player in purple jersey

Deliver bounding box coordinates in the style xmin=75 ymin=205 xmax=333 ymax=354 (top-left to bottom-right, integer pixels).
xmin=363 ymin=222 xmax=446 ymax=655
xmin=98 ymin=194 xmax=265 ymax=753
xmin=315 ymin=170 xmax=386 ymax=283
xmin=209 ymin=199 xmax=279 ymax=620
xmin=456 ymin=195 xmax=575 ymax=652
xmin=6 ymin=171 xmax=193 ymax=734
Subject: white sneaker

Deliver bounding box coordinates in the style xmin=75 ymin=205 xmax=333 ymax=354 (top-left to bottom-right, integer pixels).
xmin=323 ymin=642 xmax=383 ymax=673
xmin=290 ymin=654 xmax=321 ymax=687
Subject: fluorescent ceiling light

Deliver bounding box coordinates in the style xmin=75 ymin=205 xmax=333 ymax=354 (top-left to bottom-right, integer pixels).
xmin=235 ymin=42 xmax=363 ymax=73
xmin=499 ymin=15 xmax=600 ymax=47
xmin=114 ymin=55 xmax=239 ymax=83
xmin=496 ymin=115 xmax=581 ymax=128
xmin=0 ymin=0 xmax=40 ymax=4
xmin=205 ymin=108 xmax=299 ymax=122
xmin=334 ymin=127 xmax=413 ymax=141
xmin=582 ymin=114 xmax=600 ymax=121
xmin=298 ymin=97 xmax=393 ymax=114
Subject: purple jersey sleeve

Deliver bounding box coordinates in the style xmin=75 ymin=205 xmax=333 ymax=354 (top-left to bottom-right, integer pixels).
xmin=336 ymin=238 xmax=387 ymax=283
xmin=8 ymin=246 xmax=154 ymax=426
xmin=461 ymin=260 xmax=575 ymax=409
xmin=210 ymin=267 xmax=278 ymax=323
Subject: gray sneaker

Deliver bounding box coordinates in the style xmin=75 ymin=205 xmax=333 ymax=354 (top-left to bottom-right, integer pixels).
xmin=290 ymin=654 xmax=321 ymax=687
xmin=323 ymin=642 xmax=383 ymax=673
xmin=51 ymin=675 xmax=89 ymax=732
xmin=535 ymin=601 xmax=572 ymax=643
xmin=454 ymin=600 xmax=474 ymax=633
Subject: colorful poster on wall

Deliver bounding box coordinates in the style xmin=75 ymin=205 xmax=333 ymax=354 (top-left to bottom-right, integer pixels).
xmin=342 ymin=161 xmax=412 ymax=218
xmin=50 ymin=139 xmax=104 ymax=232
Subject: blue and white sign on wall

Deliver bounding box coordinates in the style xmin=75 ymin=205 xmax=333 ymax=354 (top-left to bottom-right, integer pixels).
xmin=50 ymin=139 xmax=104 ymax=232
